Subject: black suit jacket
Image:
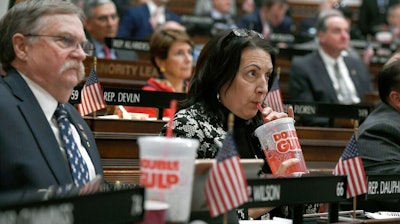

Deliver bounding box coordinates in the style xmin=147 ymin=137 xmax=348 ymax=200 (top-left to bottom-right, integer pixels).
xmin=358 ymin=101 xmax=400 ymax=174
xmin=0 ymin=70 xmax=103 ymax=206
xmin=340 ymin=102 xmax=400 ymax=212
xmin=289 ymin=51 xmax=373 ymax=126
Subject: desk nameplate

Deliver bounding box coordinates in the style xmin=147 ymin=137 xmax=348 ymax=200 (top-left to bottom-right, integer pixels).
xmin=243 ymin=175 xmax=347 ymax=208
xmin=0 ymin=188 xmax=145 ymax=224
xmin=366 ymin=175 xmax=400 ymax=200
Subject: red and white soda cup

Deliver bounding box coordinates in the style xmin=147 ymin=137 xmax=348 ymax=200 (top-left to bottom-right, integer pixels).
xmin=254 ymin=117 xmax=308 ymax=175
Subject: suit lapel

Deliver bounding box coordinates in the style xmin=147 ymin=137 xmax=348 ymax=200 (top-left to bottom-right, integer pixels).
xmin=4 ymin=71 xmax=72 ymax=184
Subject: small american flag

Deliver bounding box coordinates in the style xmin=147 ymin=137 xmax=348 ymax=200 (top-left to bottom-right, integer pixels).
xmin=204 ymin=131 xmax=250 ymax=217
xmin=265 ymin=77 xmax=284 ymax=112
xmin=77 ymin=67 xmax=107 ymax=116
xmin=333 ymin=134 xmax=368 ymax=198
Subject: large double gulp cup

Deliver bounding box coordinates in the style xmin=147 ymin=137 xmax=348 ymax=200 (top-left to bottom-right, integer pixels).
xmin=254 ymin=117 xmax=308 ymax=175
xmin=138 ymin=136 xmax=199 ymax=223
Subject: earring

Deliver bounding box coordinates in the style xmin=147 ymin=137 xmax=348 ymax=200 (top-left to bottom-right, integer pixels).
xmin=217 ymin=93 xmax=220 ymax=102
xmin=160 ymin=67 xmax=166 ymax=73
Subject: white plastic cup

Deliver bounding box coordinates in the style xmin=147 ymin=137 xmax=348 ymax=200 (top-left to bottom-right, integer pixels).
xmin=254 ymin=117 xmax=308 ymax=175
xmin=138 ymin=136 xmax=199 ymax=223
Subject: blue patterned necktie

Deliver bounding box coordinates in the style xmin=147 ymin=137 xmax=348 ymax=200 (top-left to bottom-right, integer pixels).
xmin=55 ymin=104 xmax=89 ymax=186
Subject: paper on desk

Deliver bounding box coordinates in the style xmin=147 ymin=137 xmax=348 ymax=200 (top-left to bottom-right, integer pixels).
xmin=240 ymin=217 xmax=292 ymax=224
xmin=366 ymin=211 xmax=400 ymax=219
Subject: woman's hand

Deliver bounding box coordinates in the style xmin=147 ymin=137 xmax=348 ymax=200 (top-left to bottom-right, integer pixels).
xmin=261 ymin=106 xmax=294 ymax=123
xmin=275 ymin=158 xmax=300 ymax=174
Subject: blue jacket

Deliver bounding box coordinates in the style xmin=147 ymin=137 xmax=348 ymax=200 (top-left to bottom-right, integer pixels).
xmin=117 ymin=3 xmax=181 ymax=40
xmin=236 ymin=8 xmax=293 ymax=34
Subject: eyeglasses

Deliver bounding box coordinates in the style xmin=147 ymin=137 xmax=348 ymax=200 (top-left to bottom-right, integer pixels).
xmin=24 ymin=34 xmax=94 ymax=56
xmin=230 ymin=28 xmax=264 ymax=39
xmin=222 ymin=28 xmax=264 ymax=49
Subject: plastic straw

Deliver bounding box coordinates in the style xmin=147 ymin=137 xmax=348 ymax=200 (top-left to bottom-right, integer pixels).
xmin=257 ymin=103 xmax=263 ymax=113
xmin=166 ymin=99 xmax=177 ymax=138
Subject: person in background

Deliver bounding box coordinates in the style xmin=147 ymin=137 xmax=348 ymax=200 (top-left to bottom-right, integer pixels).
xmin=194 ymin=0 xmax=236 ymax=17
xmin=289 ymin=13 xmax=373 ymax=127
xmin=236 ymin=0 xmax=294 ymax=41
xmin=160 ymin=28 xmax=318 ymax=223
xmin=196 ymin=0 xmax=238 ymax=36
xmin=84 ymin=0 xmax=138 ymax=60
xmin=358 ymin=0 xmax=399 ymax=38
xmin=296 ymin=9 xmax=361 ymax=60
xmin=297 ymin=0 xmax=364 ymax=42
xmin=341 ymin=51 xmax=400 ymax=212
xmin=357 ymin=51 xmax=400 ymax=175
xmin=112 ymin=0 xmax=145 ymax=20
xmin=386 ymin=4 xmax=400 ymax=43
xmin=241 ymin=0 xmax=255 ymax=15
xmin=241 ymin=0 xmax=262 ymax=15
xmin=0 ymin=0 xmax=105 ymax=206
xmin=117 ymin=0 xmax=181 ymax=40
xmin=298 ymin=0 xmax=342 ymax=43
xmin=123 ymin=28 xmax=193 ymax=118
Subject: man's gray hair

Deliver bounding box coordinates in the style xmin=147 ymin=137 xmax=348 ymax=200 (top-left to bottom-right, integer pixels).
xmin=316 ymin=9 xmax=344 ymax=33
xmin=0 ymin=0 xmax=84 ymax=72
xmin=83 ymin=0 xmax=115 ymax=19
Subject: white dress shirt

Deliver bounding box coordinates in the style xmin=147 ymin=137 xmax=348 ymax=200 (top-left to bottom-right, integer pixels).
xmin=319 ymin=49 xmax=361 ymax=104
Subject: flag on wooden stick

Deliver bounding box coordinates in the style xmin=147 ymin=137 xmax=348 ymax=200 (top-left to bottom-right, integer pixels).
xmin=77 ymin=65 xmax=107 ymax=116
xmin=264 ymin=70 xmax=284 ymax=112
xmin=204 ymin=113 xmax=250 ymax=217
xmin=333 ymin=134 xmax=368 ymax=198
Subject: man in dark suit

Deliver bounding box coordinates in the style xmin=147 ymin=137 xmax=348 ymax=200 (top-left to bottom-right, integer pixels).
xmin=341 ymin=51 xmax=400 ymax=212
xmin=236 ymin=0 xmax=294 ymax=40
xmin=289 ymin=13 xmax=373 ymax=127
xmin=83 ymin=0 xmax=138 ymax=61
xmin=117 ymin=0 xmax=181 ymax=40
xmin=0 ymin=0 xmax=104 ymax=206
xmin=358 ymin=52 xmax=400 ymax=175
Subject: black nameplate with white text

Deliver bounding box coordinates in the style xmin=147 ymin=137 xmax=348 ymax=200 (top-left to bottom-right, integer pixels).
xmin=0 ymin=188 xmax=145 ymax=224
xmin=105 ymin=38 xmax=150 ymax=52
xmin=243 ymin=175 xmax=347 ymax=208
xmin=283 ymin=101 xmax=370 ymax=119
xmin=70 ymin=87 xmax=186 ymax=108
xmin=366 ymin=175 xmax=400 ymax=200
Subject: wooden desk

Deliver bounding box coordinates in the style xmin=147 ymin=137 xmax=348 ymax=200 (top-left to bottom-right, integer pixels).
xmin=85 ymin=118 xmax=352 ymax=184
